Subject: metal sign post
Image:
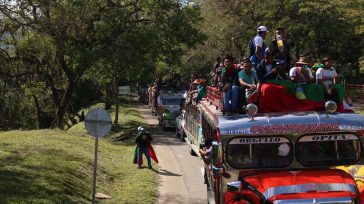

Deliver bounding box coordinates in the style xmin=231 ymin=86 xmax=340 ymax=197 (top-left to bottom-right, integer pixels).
xmin=84 ymin=108 xmax=112 ymax=204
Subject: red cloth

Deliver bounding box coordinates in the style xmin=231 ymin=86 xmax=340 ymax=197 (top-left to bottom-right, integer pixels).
xmin=225 ymin=66 xmax=234 ymax=79
xmin=256 ymin=83 xmax=347 ymax=113
xmin=133 ymin=144 xmax=159 ymax=164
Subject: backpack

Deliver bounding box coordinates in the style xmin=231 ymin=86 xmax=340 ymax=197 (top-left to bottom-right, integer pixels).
xmin=248 ymin=37 xmax=255 ymax=58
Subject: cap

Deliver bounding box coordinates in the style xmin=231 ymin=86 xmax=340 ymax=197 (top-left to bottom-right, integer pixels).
xmin=257 ymin=26 xmax=268 ymax=33
xmin=137 ymin=126 xmax=144 ymax=131
xmin=242 ymin=58 xmax=251 ymax=64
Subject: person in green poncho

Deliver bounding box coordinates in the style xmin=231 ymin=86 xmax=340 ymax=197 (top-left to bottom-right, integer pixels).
xmin=191 ymin=79 xmax=207 ymax=103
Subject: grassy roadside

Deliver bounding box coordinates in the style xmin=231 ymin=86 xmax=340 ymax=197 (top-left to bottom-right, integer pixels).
xmin=0 ymin=97 xmax=158 ymax=203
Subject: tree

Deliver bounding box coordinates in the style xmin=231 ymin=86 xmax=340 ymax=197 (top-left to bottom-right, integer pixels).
xmin=0 ymin=0 xmax=204 ymax=130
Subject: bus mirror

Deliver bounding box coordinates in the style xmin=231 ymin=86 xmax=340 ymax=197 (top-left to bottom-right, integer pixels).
xmin=211 ymin=141 xmax=223 ymax=166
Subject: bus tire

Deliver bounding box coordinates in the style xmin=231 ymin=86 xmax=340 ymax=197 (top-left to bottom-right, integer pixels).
xmin=189 ymin=145 xmax=197 ymax=156
xmin=180 ymin=132 xmax=185 ymax=141
xmin=176 ymin=129 xmax=180 ymax=137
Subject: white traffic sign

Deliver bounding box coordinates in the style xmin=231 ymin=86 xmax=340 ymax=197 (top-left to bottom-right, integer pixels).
xmin=85 ymin=108 xmax=112 ymax=138
xmin=84 ymin=108 xmax=112 ymax=204
xmin=118 ymin=86 xmax=130 ymax=95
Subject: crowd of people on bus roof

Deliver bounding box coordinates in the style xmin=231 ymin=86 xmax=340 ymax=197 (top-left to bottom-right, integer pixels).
xmin=209 ymin=26 xmax=350 ymax=115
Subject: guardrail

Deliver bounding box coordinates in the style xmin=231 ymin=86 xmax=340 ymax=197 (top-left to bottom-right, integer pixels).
xmin=206 ymin=86 xmax=223 ymax=110
xmin=346 ymin=83 xmax=364 ymax=102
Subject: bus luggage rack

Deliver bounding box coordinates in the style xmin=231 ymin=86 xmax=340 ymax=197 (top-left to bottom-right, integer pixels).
xmin=207 ymin=86 xmax=223 ymax=110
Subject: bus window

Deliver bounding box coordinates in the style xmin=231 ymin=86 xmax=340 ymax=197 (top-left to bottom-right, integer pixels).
xmin=297 ymin=134 xmax=361 ymax=167
xmin=162 ymin=99 xmax=185 ymax=105
xmin=227 ymin=137 xmax=292 ymax=169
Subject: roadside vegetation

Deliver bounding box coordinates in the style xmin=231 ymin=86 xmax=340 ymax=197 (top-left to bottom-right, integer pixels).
xmin=0 ymin=98 xmax=158 ymax=203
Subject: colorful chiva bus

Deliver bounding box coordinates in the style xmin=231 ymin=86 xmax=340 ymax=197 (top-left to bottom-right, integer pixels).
xmin=183 ymin=81 xmax=364 ymax=204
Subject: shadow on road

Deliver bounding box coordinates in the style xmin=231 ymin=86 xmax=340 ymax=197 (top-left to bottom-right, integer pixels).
xmin=157 ymin=169 xmax=182 ymax=177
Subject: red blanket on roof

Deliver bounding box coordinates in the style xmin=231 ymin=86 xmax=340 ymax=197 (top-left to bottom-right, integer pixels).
xmin=248 ymin=81 xmax=351 ymax=113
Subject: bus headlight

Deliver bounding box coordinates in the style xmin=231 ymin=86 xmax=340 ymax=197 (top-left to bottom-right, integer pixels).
xmin=246 ymin=103 xmax=258 ymax=116
xmin=325 ymin=100 xmax=337 ymax=113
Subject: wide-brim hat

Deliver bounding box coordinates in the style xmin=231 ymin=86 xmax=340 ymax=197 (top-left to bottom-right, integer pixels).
xmin=193 ymin=79 xmax=200 ymax=84
xmin=295 ymin=56 xmax=312 ymax=65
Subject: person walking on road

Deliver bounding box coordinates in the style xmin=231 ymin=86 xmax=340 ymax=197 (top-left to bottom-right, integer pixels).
xmin=134 ymin=126 xmax=156 ymax=169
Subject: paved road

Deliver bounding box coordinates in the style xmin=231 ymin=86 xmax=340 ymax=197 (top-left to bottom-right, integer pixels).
xmin=138 ymin=104 xmax=207 ymax=204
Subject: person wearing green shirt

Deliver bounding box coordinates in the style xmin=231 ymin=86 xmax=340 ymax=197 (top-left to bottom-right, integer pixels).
xmin=196 ymin=79 xmax=207 ymax=103
xmin=238 ymin=59 xmax=260 ymax=100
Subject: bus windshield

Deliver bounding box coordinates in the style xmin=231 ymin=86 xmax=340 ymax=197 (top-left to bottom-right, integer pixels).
xmin=162 ymin=99 xmax=185 ymax=105
xmin=297 ymin=134 xmax=361 ymax=166
xmin=227 ymin=137 xmax=292 ymax=169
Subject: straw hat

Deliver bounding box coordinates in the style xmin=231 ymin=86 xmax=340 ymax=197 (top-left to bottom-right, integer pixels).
xmin=193 ymin=79 xmax=200 ymax=84
xmin=295 ymin=56 xmax=312 ymax=65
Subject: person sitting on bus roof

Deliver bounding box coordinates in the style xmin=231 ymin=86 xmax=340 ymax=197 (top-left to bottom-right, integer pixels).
xmin=289 ymin=56 xmax=314 ymax=84
xmin=256 ymin=50 xmax=286 ymax=83
xmin=191 ymin=79 xmax=207 ymax=104
xmin=221 ymin=55 xmax=240 ymax=115
xmin=196 ymin=79 xmax=207 ymax=103
xmin=316 ymin=56 xmax=338 ymax=103
xmin=238 ymin=59 xmax=260 ymax=103
xmin=212 ymin=57 xmax=223 ymax=87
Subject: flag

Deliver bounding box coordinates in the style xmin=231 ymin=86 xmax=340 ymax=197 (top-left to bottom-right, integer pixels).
xmin=133 ymin=144 xmax=159 ymax=164
xmin=254 ymin=80 xmax=349 ymax=113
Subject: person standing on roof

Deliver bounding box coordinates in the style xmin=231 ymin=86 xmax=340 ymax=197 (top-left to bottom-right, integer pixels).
xmin=256 ymin=50 xmax=285 ymax=82
xmin=212 ymin=57 xmax=222 ymax=87
xmin=249 ymin=26 xmax=268 ymax=68
xmin=270 ymin=27 xmax=291 ymax=73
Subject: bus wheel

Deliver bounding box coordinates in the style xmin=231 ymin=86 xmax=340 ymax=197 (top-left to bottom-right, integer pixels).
xmin=189 ymin=145 xmax=197 ymax=156
xmin=180 ymin=132 xmax=185 ymax=141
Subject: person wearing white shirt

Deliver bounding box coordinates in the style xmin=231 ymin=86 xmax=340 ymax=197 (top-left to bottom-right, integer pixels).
xmin=316 ymin=56 xmax=338 ymax=102
xmin=289 ymin=57 xmax=314 ymax=84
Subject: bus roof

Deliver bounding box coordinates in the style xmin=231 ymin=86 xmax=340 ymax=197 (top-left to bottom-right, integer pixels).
xmin=199 ymin=100 xmax=364 ymax=136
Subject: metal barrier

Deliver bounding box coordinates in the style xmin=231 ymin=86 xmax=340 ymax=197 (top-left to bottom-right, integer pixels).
xmin=346 ymin=83 xmax=364 ymax=102
xmin=207 ymin=86 xmax=223 ymax=110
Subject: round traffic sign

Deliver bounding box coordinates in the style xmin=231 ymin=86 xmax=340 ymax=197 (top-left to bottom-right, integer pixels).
xmin=85 ymin=108 xmax=112 ymax=138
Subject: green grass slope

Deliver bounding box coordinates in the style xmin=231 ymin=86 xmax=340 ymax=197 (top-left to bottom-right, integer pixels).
xmin=0 ymin=100 xmax=157 ymax=203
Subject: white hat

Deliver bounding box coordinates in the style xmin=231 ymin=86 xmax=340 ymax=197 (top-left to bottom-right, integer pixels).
xmin=257 ymin=26 xmax=268 ymax=32
xmin=137 ymin=126 xmax=144 ymax=131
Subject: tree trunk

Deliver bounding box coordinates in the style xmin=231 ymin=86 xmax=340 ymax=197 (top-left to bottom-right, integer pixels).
xmin=105 ymin=82 xmax=113 ymax=110
xmin=32 ymin=95 xmax=41 ymax=129
xmin=55 ymin=80 xmax=75 ymax=129
xmin=354 ymin=61 xmax=360 ymax=79
xmin=113 ymin=80 xmax=119 ymax=125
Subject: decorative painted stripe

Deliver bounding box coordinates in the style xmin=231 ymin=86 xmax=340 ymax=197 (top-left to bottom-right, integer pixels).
xmin=264 ymin=183 xmax=358 ymax=199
